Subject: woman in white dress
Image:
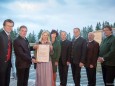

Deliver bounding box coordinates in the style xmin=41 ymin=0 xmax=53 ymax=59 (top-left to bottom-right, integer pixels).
xmin=32 ymin=31 xmax=53 ymax=86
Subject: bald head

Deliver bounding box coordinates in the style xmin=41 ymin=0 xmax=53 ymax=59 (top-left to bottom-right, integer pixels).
xmin=88 ymin=32 xmax=95 ymax=41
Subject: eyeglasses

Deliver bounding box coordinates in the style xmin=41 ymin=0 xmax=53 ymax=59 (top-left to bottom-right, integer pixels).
xmin=5 ymin=25 xmax=13 ymax=28
xmin=103 ymin=29 xmax=110 ymax=32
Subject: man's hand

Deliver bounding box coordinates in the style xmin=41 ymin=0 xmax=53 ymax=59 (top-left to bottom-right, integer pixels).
xmin=32 ymin=59 xmax=37 ymax=63
xmin=79 ymin=62 xmax=84 ymax=67
xmin=55 ymin=62 xmax=58 ymax=66
xmin=90 ymin=64 xmax=94 ymax=68
xmin=97 ymin=57 xmax=104 ymax=63
xmin=67 ymin=61 xmax=70 ymax=65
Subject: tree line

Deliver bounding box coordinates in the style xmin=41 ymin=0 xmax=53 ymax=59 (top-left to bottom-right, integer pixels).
xmin=0 ymin=21 xmax=115 ymax=43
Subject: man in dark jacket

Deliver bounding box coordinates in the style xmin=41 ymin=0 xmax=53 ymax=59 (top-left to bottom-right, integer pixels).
xmin=98 ymin=25 xmax=115 ymax=86
xmin=0 ymin=19 xmax=14 ymax=86
xmin=13 ymin=25 xmax=33 ymax=86
xmin=85 ymin=32 xmax=99 ymax=86
xmin=71 ymin=28 xmax=87 ymax=86
xmin=58 ymin=31 xmax=71 ymax=86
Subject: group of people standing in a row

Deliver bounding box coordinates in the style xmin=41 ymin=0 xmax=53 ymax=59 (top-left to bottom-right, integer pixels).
xmin=0 ymin=19 xmax=115 ymax=86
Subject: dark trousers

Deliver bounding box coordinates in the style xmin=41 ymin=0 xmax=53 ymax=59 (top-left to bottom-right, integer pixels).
xmin=71 ymin=62 xmax=81 ymax=86
xmin=101 ymin=65 xmax=106 ymax=85
xmin=16 ymin=67 xmax=30 ymax=86
xmin=101 ymin=65 xmax=115 ymax=86
xmin=58 ymin=59 xmax=69 ymax=86
xmin=0 ymin=62 xmax=11 ymax=86
xmin=86 ymin=67 xmax=96 ymax=86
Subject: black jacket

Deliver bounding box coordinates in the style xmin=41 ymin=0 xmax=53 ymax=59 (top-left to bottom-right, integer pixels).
xmin=13 ymin=36 xmax=33 ymax=68
xmin=0 ymin=30 xmax=12 ymax=67
xmin=59 ymin=39 xmax=72 ymax=65
xmin=71 ymin=36 xmax=87 ymax=64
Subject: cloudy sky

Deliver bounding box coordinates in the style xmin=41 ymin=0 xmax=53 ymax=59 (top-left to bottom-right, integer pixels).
xmin=0 ymin=0 xmax=115 ymax=35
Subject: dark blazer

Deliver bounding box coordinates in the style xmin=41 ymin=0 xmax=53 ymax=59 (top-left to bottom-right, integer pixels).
xmin=85 ymin=40 xmax=99 ymax=67
xmin=71 ymin=36 xmax=87 ymax=64
xmin=0 ymin=30 xmax=12 ymax=66
xmin=59 ymin=39 xmax=72 ymax=65
xmin=13 ymin=36 xmax=33 ymax=68
xmin=0 ymin=30 xmax=12 ymax=86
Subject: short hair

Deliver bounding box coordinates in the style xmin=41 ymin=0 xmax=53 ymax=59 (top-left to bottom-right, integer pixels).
xmin=19 ymin=25 xmax=27 ymax=31
xmin=74 ymin=27 xmax=80 ymax=31
xmin=103 ymin=25 xmax=112 ymax=31
xmin=51 ymin=29 xmax=58 ymax=37
xmin=88 ymin=32 xmax=95 ymax=37
xmin=61 ymin=31 xmax=67 ymax=34
xmin=60 ymin=31 xmax=67 ymax=35
xmin=3 ymin=19 xmax=14 ymax=26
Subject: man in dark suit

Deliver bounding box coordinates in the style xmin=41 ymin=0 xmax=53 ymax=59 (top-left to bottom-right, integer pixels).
xmin=13 ymin=25 xmax=33 ymax=86
xmin=58 ymin=31 xmax=71 ymax=86
xmin=71 ymin=28 xmax=87 ymax=86
xmin=0 ymin=19 xmax=14 ymax=86
xmin=85 ymin=32 xmax=99 ymax=86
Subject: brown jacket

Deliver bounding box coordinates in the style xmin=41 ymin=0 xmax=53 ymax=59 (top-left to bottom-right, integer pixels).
xmin=85 ymin=40 xmax=99 ymax=68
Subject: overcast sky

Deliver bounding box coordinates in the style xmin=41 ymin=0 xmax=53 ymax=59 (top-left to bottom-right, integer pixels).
xmin=0 ymin=0 xmax=115 ymax=35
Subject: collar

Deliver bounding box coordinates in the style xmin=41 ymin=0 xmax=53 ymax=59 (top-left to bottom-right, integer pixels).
xmin=3 ymin=29 xmax=10 ymax=36
xmin=106 ymin=34 xmax=112 ymax=38
xmin=88 ymin=40 xmax=94 ymax=42
xmin=61 ymin=39 xmax=66 ymax=42
xmin=19 ymin=35 xmax=26 ymax=40
xmin=75 ymin=35 xmax=80 ymax=39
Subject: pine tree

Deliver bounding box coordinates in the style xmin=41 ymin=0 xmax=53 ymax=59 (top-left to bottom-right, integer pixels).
xmin=0 ymin=28 xmax=3 ymax=32
xmin=110 ymin=24 xmax=113 ymax=28
xmin=113 ymin=22 xmax=115 ymax=28
xmin=27 ymin=33 xmax=32 ymax=43
xmin=67 ymin=33 xmax=71 ymax=41
xmin=96 ymin=22 xmax=101 ymax=30
xmin=82 ymin=27 xmax=88 ymax=39
xmin=102 ymin=21 xmax=110 ymax=28
xmin=27 ymin=31 xmax=36 ymax=43
xmin=105 ymin=21 xmax=109 ymax=26
xmin=57 ymin=30 xmax=61 ymax=40
xmin=37 ymin=29 xmax=43 ymax=40
xmin=99 ymin=22 xmax=102 ymax=29
xmin=102 ymin=21 xmax=105 ymax=28
xmin=31 ymin=31 xmax=36 ymax=43
xmin=87 ymin=25 xmax=93 ymax=32
xmin=10 ymin=29 xmax=18 ymax=41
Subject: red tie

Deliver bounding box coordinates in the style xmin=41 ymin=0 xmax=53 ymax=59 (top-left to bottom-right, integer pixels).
xmin=7 ymin=35 xmax=11 ymax=61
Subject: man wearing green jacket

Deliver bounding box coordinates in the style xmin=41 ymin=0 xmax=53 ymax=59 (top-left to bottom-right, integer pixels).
xmin=98 ymin=25 xmax=115 ymax=86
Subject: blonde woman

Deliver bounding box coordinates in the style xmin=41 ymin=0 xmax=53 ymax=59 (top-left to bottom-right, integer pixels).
xmin=32 ymin=31 xmax=53 ymax=86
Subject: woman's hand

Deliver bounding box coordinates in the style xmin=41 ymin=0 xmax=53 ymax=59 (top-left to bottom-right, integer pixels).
xmin=33 ymin=45 xmax=39 ymax=49
xmin=50 ymin=45 xmax=53 ymax=51
xmin=55 ymin=61 xmax=58 ymax=66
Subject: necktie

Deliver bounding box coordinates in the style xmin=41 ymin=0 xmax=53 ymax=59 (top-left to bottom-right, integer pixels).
xmin=7 ymin=35 xmax=11 ymax=61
